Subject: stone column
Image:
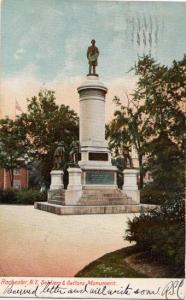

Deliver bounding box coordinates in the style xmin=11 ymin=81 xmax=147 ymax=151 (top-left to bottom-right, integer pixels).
xmin=123 ymin=169 xmax=140 ymax=204
xmin=77 ymin=75 xmax=118 ymax=190
xmin=50 ymin=170 xmax=64 ymax=190
xmin=65 ymin=167 xmax=82 ymax=205
xmin=78 ymin=75 xmax=108 ymax=150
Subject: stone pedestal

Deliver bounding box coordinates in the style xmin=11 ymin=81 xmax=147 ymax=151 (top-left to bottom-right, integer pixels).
xmin=123 ymin=169 xmax=140 ymax=204
xmin=47 ymin=170 xmax=65 ymax=206
xmin=50 ymin=170 xmax=64 ymax=190
xmin=65 ymin=167 xmax=82 ymax=205
xmin=77 ymin=75 xmax=117 ymax=189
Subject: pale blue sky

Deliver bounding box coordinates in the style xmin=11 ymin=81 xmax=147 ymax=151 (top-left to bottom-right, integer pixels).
xmin=2 ymin=0 xmax=186 ymax=81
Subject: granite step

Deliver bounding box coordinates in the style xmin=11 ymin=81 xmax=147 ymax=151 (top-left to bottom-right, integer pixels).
xmin=78 ymin=197 xmax=136 ymax=206
xmin=82 ymin=189 xmax=122 ymax=194
xmin=78 ymin=188 xmax=136 ymax=206
xmin=80 ymin=194 xmax=127 ymax=199
xmin=48 ymin=190 xmax=65 ymax=202
xmin=48 ymin=196 xmax=65 ymax=203
xmin=35 ymin=201 xmax=158 ymax=215
xmin=77 ymin=201 xmax=134 ymax=206
xmin=48 ymin=200 xmax=65 ymax=206
xmin=52 ymin=195 xmax=65 ymax=200
xmin=35 ymin=202 xmax=142 ymax=215
xmin=79 ymin=196 xmax=129 ymax=202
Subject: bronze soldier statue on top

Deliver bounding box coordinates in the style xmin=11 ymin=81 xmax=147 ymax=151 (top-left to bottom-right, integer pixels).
xmin=53 ymin=142 xmax=65 ymax=170
xmin=87 ymin=39 xmax=99 ymax=76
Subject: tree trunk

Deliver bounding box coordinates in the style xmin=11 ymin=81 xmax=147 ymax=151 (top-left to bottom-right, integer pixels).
xmin=8 ymin=169 xmax=14 ymax=188
xmin=138 ymin=155 xmax=144 ymax=189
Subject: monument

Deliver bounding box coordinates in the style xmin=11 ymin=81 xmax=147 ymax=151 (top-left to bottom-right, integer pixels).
xmin=35 ymin=40 xmax=154 ymax=215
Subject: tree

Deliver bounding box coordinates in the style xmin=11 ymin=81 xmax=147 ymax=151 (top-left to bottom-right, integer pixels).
xmin=106 ymin=97 xmax=131 ymax=158
xmin=0 ymin=117 xmax=29 ymax=187
xmin=28 ymin=160 xmax=43 ymax=189
xmin=132 ymin=55 xmax=185 ymax=145
xmin=20 ymin=90 xmax=79 ymax=186
xmin=147 ymin=132 xmax=184 ymax=193
xmin=107 ymin=55 xmax=185 ymax=190
xmin=106 ymin=96 xmax=148 ymax=188
xmin=132 ymin=55 xmax=185 ymax=191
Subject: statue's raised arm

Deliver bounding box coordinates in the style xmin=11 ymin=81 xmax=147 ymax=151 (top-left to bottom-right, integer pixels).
xmin=87 ymin=39 xmax=99 ymax=76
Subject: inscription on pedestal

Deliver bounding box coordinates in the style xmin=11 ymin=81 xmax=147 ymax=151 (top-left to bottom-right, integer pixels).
xmin=86 ymin=170 xmax=114 ymax=185
xmin=89 ymin=152 xmax=108 ymax=161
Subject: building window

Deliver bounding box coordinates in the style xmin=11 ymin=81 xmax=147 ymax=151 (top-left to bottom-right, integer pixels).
xmin=13 ymin=180 xmax=21 ymax=189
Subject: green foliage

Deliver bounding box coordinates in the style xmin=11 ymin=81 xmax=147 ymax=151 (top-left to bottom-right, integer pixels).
xmin=133 ymin=55 xmax=186 ymax=145
xmin=106 ymin=98 xmax=132 ymax=157
xmin=140 ymin=186 xmax=173 ymax=205
xmin=132 ymin=55 xmax=185 ymax=189
xmin=146 ymin=132 xmax=184 ymax=192
xmin=28 ymin=160 xmax=43 ymax=189
xmin=126 ymin=195 xmax=185 ymax=277
xmin=107 ymin=55 xmax=185 ymax=189
xmin=106 ymin=97 xmax=146 ymax=188
xmin=0 ymin=189 xmax=17 ymax=204
xmin=19 ymin=89 xmax=79 ymax=186
xmin=125 ymin=57 xmax=185 ymax=276
xmin=0 ymin=117 xmax=29 ymax=187
xmin=0 ymin=189 xmax=46 ymax=205
xmin=15 ymin=189 xmax=47 ymax=204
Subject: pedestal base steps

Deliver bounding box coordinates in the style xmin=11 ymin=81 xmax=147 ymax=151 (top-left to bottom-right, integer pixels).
xmin=47 ymin=189 xmax=65 ymax=205
xmin=35 ymin=188 xmax=156 ymax=215
xmin=77 ymin=188 xmax=135 ymax=206
xmin=34 ymin=202 xmax=156 ymax=215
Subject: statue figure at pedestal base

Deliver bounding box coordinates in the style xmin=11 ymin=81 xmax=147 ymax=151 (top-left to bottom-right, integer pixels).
xmin=53 ymin=142 xmax=65 ymax=170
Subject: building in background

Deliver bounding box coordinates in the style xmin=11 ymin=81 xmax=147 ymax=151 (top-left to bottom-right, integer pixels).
xmin=0 ymin=168 xmax=29 ymax=190
xmin=0 ymin=100 xmax=29 ymax=190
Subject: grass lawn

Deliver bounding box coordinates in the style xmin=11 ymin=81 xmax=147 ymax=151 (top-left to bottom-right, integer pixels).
xmin=75 ymin=245 xmax=147 ymax=278
xmin=75 ymin=245 xmax=176 ymax=278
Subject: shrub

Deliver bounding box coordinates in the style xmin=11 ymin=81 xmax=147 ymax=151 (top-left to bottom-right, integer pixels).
xmin=0 ymin=189 xmax=47 ymax=205
xmin=0 ymin=189 xmax=17 ymax=204
xmin=16 ymin=189 xmax=47 ymax=204
xmin=126 ymin=195 xmax=185 ymax=277
xmin=140 ymin=184 xmax=176 ymax=205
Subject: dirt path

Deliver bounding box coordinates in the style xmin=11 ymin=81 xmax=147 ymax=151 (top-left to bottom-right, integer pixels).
xmin=0 ymin=205 xmax=136 ymax=277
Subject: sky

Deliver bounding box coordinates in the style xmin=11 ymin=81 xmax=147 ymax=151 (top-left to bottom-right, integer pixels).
xmin=1 ymin=0 xmax=186 ymax=120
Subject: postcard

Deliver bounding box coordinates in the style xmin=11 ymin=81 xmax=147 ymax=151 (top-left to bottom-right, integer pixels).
xmin=0 ymin=0 xmax=185 ymax=299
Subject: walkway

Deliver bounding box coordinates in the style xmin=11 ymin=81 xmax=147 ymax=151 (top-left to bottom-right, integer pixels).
xmin=0 ymin=205 xmax=136 ymax=277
